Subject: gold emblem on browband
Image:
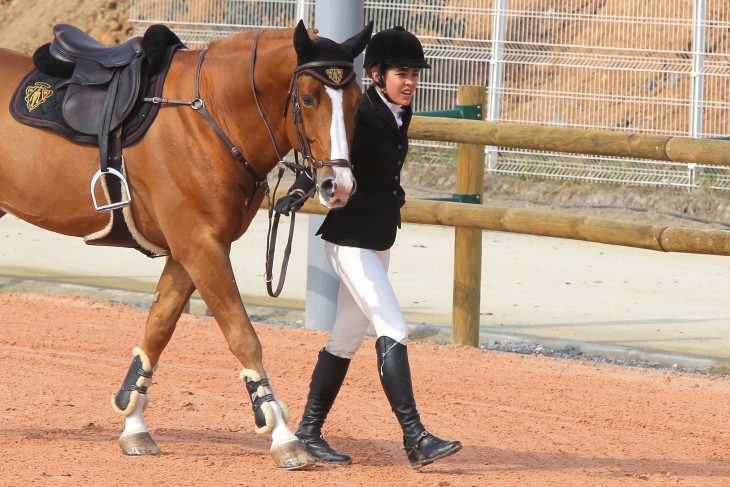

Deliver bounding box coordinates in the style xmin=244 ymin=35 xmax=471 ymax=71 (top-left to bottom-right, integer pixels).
xmin=326 ymin=67 xmax=344 ymax=84
xmin=25 ymin=82 xmax=54 ymax=112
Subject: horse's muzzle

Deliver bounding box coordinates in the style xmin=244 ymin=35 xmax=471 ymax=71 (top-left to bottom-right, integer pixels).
xmin=317 ymin=162 xmax=356 ymax=209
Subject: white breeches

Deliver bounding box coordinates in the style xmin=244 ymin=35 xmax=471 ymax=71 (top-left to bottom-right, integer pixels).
xmin=324 ymin=242 xmax=408 ymax=359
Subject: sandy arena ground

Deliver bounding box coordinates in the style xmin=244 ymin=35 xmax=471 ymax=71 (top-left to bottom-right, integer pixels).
xmin=1 ymin=292 xmax=729 ymax=486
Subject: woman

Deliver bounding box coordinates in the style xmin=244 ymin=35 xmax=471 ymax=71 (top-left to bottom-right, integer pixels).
xmin=275 ymin=26 xmax=462 ymax=470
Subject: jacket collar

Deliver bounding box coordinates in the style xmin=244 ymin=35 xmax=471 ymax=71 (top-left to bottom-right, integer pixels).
xmin=365 ymin=85 xmax=412 ymax=135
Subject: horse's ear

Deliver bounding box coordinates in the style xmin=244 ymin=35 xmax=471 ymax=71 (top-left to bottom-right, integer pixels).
xmin=293 ymin=19 xmax=316 ymax=62
xmin=340 ymin=20 xmax=374 ymax=60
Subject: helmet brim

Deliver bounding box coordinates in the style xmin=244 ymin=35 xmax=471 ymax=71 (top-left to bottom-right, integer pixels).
xmin=366 ymin=58 xmax=432 ymax=69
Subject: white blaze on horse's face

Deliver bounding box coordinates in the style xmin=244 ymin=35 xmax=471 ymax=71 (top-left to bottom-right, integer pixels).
xmin=317 ymin=85 xmax=355 ymax=209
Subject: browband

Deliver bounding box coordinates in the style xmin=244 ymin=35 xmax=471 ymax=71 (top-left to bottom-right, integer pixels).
xmin=295 ymin=60 xmax=355 ymax=88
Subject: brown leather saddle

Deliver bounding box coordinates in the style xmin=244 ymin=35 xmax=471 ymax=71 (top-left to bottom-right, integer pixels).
xmin=50 ymin=24 xmax=147 ymax=211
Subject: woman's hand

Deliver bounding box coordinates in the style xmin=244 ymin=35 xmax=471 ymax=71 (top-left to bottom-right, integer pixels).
xmin=274 ymin=189 xmax=307 ymax=216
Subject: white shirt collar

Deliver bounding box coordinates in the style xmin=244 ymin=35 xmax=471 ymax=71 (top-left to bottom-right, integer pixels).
xmin=376 ymin=89 xmax=404 ymax=127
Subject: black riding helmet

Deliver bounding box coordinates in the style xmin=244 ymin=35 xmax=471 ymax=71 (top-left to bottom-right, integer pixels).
xmin=363 ymin=26 xmax=431 ymax=70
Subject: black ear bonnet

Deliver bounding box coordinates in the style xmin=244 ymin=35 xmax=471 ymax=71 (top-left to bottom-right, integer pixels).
xmin=293 ymin=20 xmax=373 ymax=88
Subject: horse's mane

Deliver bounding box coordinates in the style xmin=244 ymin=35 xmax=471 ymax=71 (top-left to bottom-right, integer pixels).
xmin=206 ymin=27 xmax=306 ymax=50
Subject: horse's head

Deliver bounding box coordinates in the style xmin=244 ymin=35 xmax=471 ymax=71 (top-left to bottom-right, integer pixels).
xmin=288 ymin=20 xmax=373 ymax=209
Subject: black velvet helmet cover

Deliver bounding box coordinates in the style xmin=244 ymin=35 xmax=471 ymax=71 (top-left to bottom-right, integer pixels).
xmin=364 ymin=25 xmax=431 ymax=69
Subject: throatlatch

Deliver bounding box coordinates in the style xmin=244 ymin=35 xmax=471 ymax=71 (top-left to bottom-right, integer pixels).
xmin=112 ymin=347 xmax=154 ymax=416
xmin=240 ymin=369 xmax=290 ymax=435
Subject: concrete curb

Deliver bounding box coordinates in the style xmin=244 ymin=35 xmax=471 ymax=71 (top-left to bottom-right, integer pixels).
xmin=407 ymin=323 xmax=730 ymax=375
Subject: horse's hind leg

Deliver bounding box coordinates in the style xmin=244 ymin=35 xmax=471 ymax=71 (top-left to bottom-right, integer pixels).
xmin=112 ymin=256 xmax=196 ymax=455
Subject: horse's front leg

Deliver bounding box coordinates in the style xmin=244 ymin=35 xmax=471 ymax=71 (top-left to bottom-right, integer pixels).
xmin=177 ymin=243 xmax=313 ymax=470
xmin=113 ymin=256 xmax=195 ymax=455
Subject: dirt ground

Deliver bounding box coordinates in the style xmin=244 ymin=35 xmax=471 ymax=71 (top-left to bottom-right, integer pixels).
xmin=0 ymin=292 xmax=729 ymax=487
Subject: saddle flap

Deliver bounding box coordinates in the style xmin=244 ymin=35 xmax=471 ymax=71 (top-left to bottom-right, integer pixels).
xmin=114 ymin=62 xmax=144 ymax=127
xmin=60 ymin=58 xmax=114 ymax=87
xmin=62 ymin=57 xmax=144 ymax=136
xmin=63 ymin=84 xmax=107 ymax=135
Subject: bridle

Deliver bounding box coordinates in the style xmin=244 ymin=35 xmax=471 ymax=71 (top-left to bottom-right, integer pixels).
xmin=145 ymin=30 xmax=356 ymax=297
xmin=285 ymin=60 xmax=354 ymax=172
xmin=256 ymin=33 xmax=357 ymax=297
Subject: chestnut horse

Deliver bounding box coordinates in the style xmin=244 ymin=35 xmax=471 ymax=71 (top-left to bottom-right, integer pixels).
xmin=0 ymin=21 xmax=372 ymax=470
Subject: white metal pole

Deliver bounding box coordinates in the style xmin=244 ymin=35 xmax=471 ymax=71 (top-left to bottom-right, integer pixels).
xmin=690 ymin=0 xmax=707 ymax=138
xmin=305 ymin=0 xmax=365 ymax=330
xmin=296 ymin=0 xmax=311 ymax=25
xmin=487 ymin=0 xmax=507 ymax=171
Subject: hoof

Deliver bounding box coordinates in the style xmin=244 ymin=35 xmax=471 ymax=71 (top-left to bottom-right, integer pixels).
xmin=271 ymin=439 xmax=315 ymax=470
xmin=119 ymin=432 xmax=161 ymax=456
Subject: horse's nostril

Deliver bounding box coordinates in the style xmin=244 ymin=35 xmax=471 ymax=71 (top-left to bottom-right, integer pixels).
xmin=320 ymin=179 xmax=336 ymax=198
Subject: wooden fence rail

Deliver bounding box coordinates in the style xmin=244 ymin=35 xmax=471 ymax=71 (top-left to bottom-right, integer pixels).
xmin=409 ymin=116 xmax=730 ymax=167
xmin=291 ymin=85 xmax=730 ymax=347
xmin=298 ymin=198 xmax=730 ymax=256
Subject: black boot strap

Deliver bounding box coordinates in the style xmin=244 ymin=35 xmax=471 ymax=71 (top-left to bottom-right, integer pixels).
xmin=121 ymin=384 xmax=148 ymax=394
xmin=403 ymin=430 xmax=430 ymax=451
xmin=250 ymin=393 xmax=275 ymax=412
xmin=119 ymin=366 xmax=153 ymax=394
xmin=298 ymin=435 xmax=320 ymax=445
xmin=244 ymin=377 xmax=269 ymax=394
xmin=136 ymin=367 xmax=153 ymax=379
xmin=245 ymin=377 xmax=274 ymax=412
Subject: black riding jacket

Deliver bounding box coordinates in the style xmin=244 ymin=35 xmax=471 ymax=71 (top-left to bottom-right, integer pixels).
xmin=289 ymin=85 xmax=411 ymax=251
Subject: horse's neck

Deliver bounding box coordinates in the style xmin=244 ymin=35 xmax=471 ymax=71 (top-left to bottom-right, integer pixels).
xmin=203 ymin=33 xmax=295 ymax=172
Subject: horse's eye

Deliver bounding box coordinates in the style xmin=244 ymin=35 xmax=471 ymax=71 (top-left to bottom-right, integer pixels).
xmin=301 ymin=95 xmax=315 ymax=107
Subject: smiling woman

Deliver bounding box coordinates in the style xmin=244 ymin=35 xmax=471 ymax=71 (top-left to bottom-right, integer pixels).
xmin=274 ymin=25 xmax=463 ymax=470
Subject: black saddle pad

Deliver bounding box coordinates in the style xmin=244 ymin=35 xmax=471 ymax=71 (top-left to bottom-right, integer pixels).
xmin=10 ymin=43 xmax=180 ymax=146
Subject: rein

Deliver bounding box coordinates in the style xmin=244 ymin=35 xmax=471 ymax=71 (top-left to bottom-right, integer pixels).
xmin=250 ymin=33 xmax=354 ymax=298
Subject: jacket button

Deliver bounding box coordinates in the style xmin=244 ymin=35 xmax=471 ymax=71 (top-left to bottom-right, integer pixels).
xmin=392 ymin=190 xmax=398 ymax=195
xmin=395 ymin=175 xmax=399 ymax=180
xmin=397 ymin=160 xmax=402 ymax=165
xmin=397 ymin=144 xmax=402 ymax=149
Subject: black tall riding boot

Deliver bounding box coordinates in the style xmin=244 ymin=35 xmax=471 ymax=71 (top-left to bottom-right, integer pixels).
xmin=296 ymin=348 xmax=352 ymax=465
xmin=376 ymin=336 xmax=462 ymax=470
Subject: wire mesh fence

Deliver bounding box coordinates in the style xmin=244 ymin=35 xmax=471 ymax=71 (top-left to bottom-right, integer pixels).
xmin=129 ymin=0 xmax=730 ymax=191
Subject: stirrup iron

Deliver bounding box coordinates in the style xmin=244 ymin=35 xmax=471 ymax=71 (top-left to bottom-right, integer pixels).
xmin=90 ymin=167 xmax=131 ymax=211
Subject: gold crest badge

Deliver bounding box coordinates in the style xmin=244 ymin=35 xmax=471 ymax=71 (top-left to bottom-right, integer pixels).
xmin=25 ymin=82 xmax=54 ymax=112
xmin=326 ymin=67 xmax=344 ymax=84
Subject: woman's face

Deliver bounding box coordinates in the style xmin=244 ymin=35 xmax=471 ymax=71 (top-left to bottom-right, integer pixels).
xmin=372 ymin=66 xmax=420 ymax=106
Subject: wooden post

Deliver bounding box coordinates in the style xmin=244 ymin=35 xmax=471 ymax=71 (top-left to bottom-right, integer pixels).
xmin=452 ymin=85 xmax=486 ymax=347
